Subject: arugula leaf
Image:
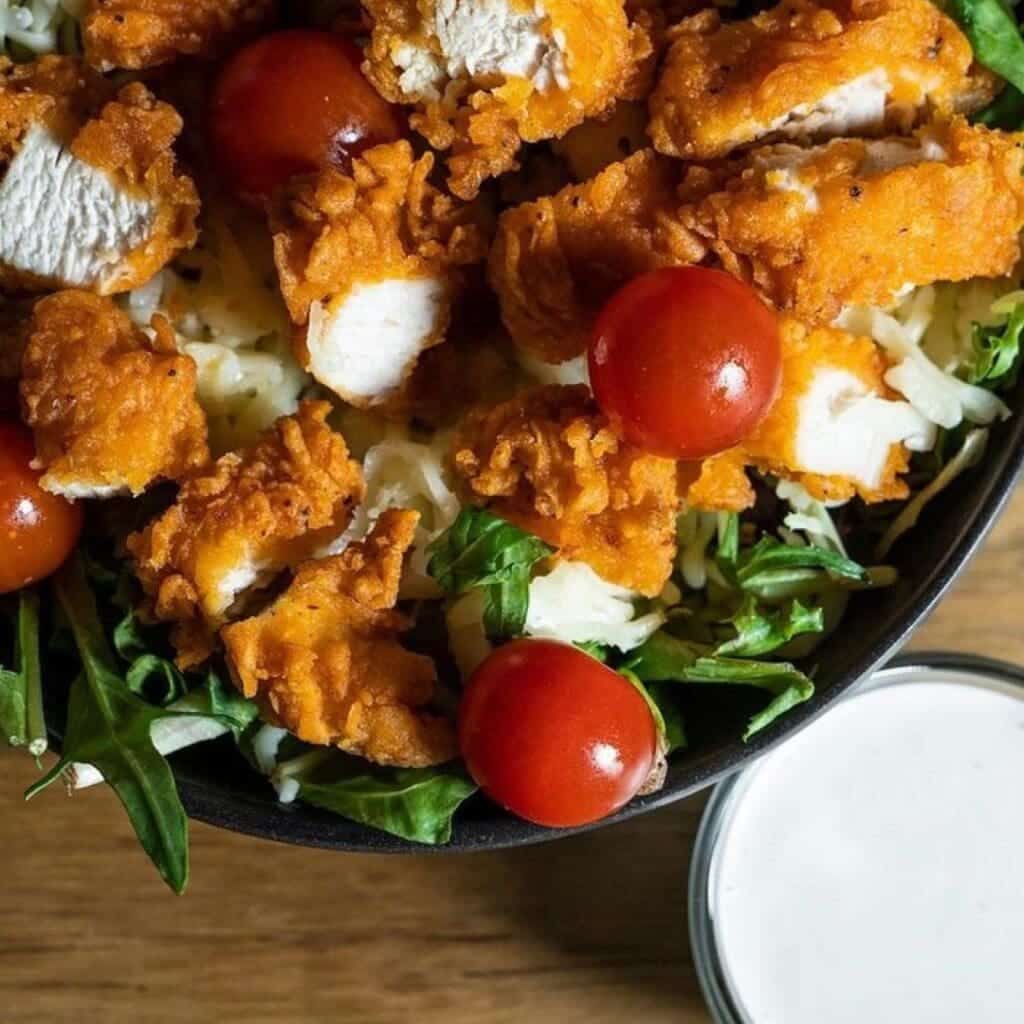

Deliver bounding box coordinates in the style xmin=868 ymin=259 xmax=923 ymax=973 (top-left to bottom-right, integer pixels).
xmin=0 ymin=590 xmax=45 ymax=755
xmin=182 ymin=671 xmax=260 ymax=740
xmin=677 ymin=657 xmax=815 ymax=740
xmin=717 ymin=597 xmax=824 ymax=657
xmin=947 ymin=0 xmax=1024 ymax=94
xmin=427 ymin=507 xmax=552 ymax=639
xmin=735 ymin=535 xmax=868 ymax=597
xmin=968 ymin=302 xmax=1024 ymax=390
xmin=297 ymin=761 xmax=478 ymax=845
xmin=625 ymin=631 xmax=815 ymax=740
xmin=27 ymin=556 xmax=191 ymax=893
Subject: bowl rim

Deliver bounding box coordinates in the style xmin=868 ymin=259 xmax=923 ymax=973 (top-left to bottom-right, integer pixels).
xmin=170 ymin=422 xmax=1024 ymax=854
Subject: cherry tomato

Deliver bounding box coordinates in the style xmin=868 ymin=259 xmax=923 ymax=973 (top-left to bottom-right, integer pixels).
xmin=0 ymin=420 xmax=83 ymax=594
xmin=588 ymin=267 xmax=782 ymax=460
xmin=460 ymin=639 xmax=657 ymax=828
xmin=210 ymin=30 xmax=403 ymax=203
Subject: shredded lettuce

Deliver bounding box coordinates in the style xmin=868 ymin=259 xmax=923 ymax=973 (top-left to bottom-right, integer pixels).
xmin=427 ymin=506 xmax=552 ymax=639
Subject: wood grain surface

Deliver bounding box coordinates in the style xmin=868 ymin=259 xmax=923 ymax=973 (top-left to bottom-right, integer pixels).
xmin=3 ymin=489 xmax=1023 ymax=1024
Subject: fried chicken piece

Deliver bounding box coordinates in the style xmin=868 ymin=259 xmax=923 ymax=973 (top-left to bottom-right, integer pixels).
xmin=223 ymin=509 xmax=456 ymax=767
xmin=649 ymin=0 xmax=994 ymax=161
xmin=0 ymin=57 xmax=198 ymax=295
xmin=744 ymin=319 xmax=934 ymax=503
xmin=19 ymin=291 xmax=208 ymax=500
xmin=127 ymin=401 xmax=365 ymax=667
xmin=270 ymin=141 xmax=489 ymax=409
xmin=682 ymin=119 xmax=1024 ymax=326
xmin=362 ymin=0 xmax=642 ymax=198
xmin=682 ymin=448 xmax=755 ymax=512
xmin=552 ymin=99 xmax=650 ymax=182
xmin=452 ymin=384 xmax=679 ymax=596
xmin=489 ymin=149 xmax=705 ymax=363
xmin=82 ymin=0 xmax=276 ymax=70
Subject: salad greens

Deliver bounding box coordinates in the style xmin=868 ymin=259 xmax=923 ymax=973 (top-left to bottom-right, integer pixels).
xmin=952 ymin=0 xmax=1024 ymax=129
xmin=281 ymin=753 xmax=477 ymax=846
xmin=968 ymin=301 xmax=1024 ymax=391
xmin=27 ymin=555 xmax=194 ymax=893
xmin=427 ymin=506 xmax=552 ymax=639
xmin=0 ymin=590 xmax=45 ymax=755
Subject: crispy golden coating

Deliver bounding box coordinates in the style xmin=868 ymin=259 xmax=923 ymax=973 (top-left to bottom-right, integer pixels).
xmin=743 ymin=319 xmax=912 ymax=503
xmin=682 ymin=448 xmax=754 ymax=512
xmin=452 ymin=384 xmax=680 ymax=596
xmin=270 ymin=141 xmax=490 ymax=408
xmin=0 ymin=58 xmax=199 ymax=295
xmin=19 ymin=291 xmax=209 ymax=499
xmin=128 ymin=401 xmax=365 ymax=667
xmin=82 ymin=0 xmax=276 ymax=70
xmin=649 ymin=0 xmax=992 ymax=161
xmin=489 ymin=149 xmax=706 ymax=362
xmin=223 ymin=509 xmax=457 ymax=767
xmin=271 ymin=140 xmax=487 ymax=327
xmin=362 ymin=0 xmax=641 ymax=198
xmin=682 ymin=119 xmax=1024 ymax=326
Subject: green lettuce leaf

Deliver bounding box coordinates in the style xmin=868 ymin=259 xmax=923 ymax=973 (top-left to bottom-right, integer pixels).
xmin=947 ymin=0 xmax=1024 ymax=94
xmin=298 ymin=761 xmax=478 ymax=845
xmin=624 ymin=631 xmax=815 ymax=740
xmin=427 ymin=507 xmax=552 ymax=639
xmin=27 ymin=557 xmax=191 ymax=893
xmin=0 ymin=590 xmax=45 ymax=754
xmin=968 ymin=301 xmax=1024 ymax=390
xmin=717 ymin=597 xmax=824 ymax=657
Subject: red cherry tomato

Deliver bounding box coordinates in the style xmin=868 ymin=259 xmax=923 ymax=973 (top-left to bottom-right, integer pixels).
xmin=0 ymin=420 xmax=83 ymax=594
xmin=210 ymin=30 xmax=403 ymax=203
xmin=460 ymin=639 xmax=657 ymax=827
xmin=589 ymin=267 xmax=782 ymax=460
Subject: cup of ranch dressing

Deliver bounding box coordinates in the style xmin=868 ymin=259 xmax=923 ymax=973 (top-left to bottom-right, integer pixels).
xmin=689 ymin=654 xmax=1024 ymax=1024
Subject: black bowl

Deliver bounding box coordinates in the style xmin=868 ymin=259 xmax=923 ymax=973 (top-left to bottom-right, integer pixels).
xmin=151 ymin=405 xmax=1024 ymax=853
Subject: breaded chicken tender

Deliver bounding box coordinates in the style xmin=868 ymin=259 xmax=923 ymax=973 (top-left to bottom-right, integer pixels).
xmin=743 ymin=319 xmax=934 ymax=503
xmin=82 ymin=0 xmax=276 ymax=70
xmin=223 ymin=509 xmax=457 ymax=767
xmin=681 ymin=448 xmax=755 ymax=512
xmin=271 ymin=141 xmax=489 ymax=409
xmin=362 ymin=0 xmax=642 ymax=198
xmin=489 ymin=149 xmax=705 ymax=362
xmin=19 ymin=291 xmax=209 ymax=500
xmin=682 ymin=119 xmax=1024 ymax=326
xmin=0 ymin=57 xmax=198 ymax=295
xmin=128 ymin=401 xmax=365 ymax=667
xmin=452 ymin=384 xmax=679 ymax=596
xmin=649 ymin=0 xmax=993 ymax=161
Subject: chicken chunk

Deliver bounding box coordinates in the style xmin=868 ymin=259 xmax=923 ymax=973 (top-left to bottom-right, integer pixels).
xmin=82 ymin=0 xmax=276 ymax=71
xmin=452 ymin=384 xmax=680 ymax=596
xmin=19 ymin=291 xmax=209 ymax=500
xmin=681 ymin=448 xmax=755 ymax=512
xmin=649 ymin=0 xmax=993 ymax=161
xmin=223 ymin=509 xmax=456 ymax=767
xmin=681 ymin=119 xmax=1024 ymax=325
xmin=270 ymin=141 xmax=489 ymax=409
xmin=489 ymin=149 xmax=705 ymax=363
xmin=127 ymin=401 xmax=365 ymax=667
xmin=743 ymin=319 xmax=934 ymax=503
xmin=362 ymin=0 xmax=642 ymax=198
xmin=0 ymin=57 xmax=198 ymax=295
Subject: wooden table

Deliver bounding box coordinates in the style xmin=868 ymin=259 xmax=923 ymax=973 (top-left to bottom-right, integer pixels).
xmin=4 ymin=490 xmax=1023 ymax=1024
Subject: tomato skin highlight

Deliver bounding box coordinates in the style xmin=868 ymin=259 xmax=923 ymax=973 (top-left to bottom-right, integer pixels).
xmin=0 ymin=420 xmax=83 ymax=594
xmin=588 ymin=267 xmax=782 ymax=460
xmin=459 ymin=639 xmax=657 ymax=828
xmin=210 ymin=29 xmax=403 ymax=203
